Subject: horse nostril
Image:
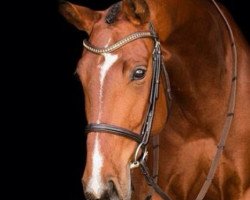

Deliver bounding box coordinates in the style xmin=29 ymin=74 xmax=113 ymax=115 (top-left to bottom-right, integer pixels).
xmin=108 ymin=180 xmax=119 ymax=198
xmin=108 ymin=180 xmax=115 ymax=190
xmin=84 ymin=191 xmax=110 ymax=200
xmin=101 ymin=191 xmax=110 ymax=200
xmin=84 ymin=192 xmax=97 ymax=200
xmin=83 ymin=181 xmax=119 ymax=200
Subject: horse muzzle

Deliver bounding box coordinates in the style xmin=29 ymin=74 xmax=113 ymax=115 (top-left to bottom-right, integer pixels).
xmin=83 ymin=180 xmax=124 ymax=200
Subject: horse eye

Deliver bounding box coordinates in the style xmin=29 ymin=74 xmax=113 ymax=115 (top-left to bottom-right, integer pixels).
xmin=132 ymin=67 xmax=147 ymax=80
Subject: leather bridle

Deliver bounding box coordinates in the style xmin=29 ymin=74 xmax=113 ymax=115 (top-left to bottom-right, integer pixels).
xmin=82 ymin=0 xmax=238 ymax=199
xmin=84 ymin=23 xmax=172 ymax=199
xmin=84 ymin=22 xmax=172 ymax=165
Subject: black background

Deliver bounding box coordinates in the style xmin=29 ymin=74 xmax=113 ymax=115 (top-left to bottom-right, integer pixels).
xmin=9 ymin=0 xmax=248 ymax=200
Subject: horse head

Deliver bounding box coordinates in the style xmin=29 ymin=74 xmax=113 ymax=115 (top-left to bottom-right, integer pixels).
xmin=60 ymin=0 xmax=168 ymax=199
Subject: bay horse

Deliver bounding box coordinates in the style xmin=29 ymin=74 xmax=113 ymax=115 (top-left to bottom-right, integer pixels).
xmin=59 ymin=0 xmax=250 ymax=199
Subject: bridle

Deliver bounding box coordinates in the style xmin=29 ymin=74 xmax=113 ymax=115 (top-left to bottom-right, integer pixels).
xmin=84 ymin=24 xmax=169 ymax=147
xmin=83 ymin=22 xmax=171 ymax=158
xmin=84 ymin=23 xmax=172 ymax=199
xmin=82 ymin=0 xmax=238 ymax=199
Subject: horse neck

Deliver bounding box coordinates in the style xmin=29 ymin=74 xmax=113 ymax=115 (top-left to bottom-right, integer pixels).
xmin=154 ymin=0 xmax=234 ymax=137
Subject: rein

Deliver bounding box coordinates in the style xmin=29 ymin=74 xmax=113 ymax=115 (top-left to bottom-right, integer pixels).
xmin=83 ymin=0 xmax=237 ymax=199
xmin=195 ymin=0 xmax=238 ymax=199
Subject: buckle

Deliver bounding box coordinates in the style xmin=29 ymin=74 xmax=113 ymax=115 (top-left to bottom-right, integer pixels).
xmin=130 ymin=143 xmax=148 ymax=169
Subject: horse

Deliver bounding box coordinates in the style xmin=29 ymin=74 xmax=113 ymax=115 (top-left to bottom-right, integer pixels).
xmin=59 ymin=0 xmax=250 ymax=199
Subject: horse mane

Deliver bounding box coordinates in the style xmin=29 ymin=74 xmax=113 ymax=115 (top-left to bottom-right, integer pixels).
xmin=105 ymin=2 xmax=121 ymax=24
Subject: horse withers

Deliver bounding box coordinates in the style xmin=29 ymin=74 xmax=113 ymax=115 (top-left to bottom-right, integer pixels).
xmin=60 ymin=0 xmax=250 ymax=199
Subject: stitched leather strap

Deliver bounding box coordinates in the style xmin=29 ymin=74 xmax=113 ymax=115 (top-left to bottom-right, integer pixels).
xmin=195 ymin=1 xmax=238 ymax=199
xmin=85 ymin=123 xmax=142 ymax=143
xmin=83 ymin=32 xmax=153 ymax=54
xmin=140 ymin=160 xmax=172 ymax=200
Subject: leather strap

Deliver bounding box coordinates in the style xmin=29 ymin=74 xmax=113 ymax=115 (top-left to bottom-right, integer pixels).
xmin=195 ymin=0 xmax=238 ymax=199
xmin=152 ymin=135 xmax=160 ymax=183
xmin=140 ymin=160 xmax=172 ymax=200
xmin=161 ymin=60 xmax=172 ymax=113
xmin=85 ymin=123 xmax=142 ymax=143
xmin=145 ymin=135 xmax=160 ymax=200
xmin=83 ymin=32 xmax=153 ymax=54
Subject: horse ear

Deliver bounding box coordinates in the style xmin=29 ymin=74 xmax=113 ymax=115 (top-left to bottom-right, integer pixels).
xmin=122 ymin=0 xmax=150 ymax=25
xmin=59 ymin=1 xmax=101 ymax=34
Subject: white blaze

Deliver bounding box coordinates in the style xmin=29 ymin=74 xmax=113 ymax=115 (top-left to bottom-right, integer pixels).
xmin=97 ymin=53 xmax=118 ymax=123
xmin=87 ymin=135 xmax=104 ymax=197
xmin=87 ymin=50 xmax=118 ymax=196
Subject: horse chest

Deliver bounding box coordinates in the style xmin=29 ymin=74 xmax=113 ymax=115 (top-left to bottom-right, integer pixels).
xmin=158 ymin=136 xmax=242 ymax=200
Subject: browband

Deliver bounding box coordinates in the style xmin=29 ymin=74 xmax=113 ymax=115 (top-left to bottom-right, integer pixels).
xmin=83 ymin=31 xmax=154 ymax=54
